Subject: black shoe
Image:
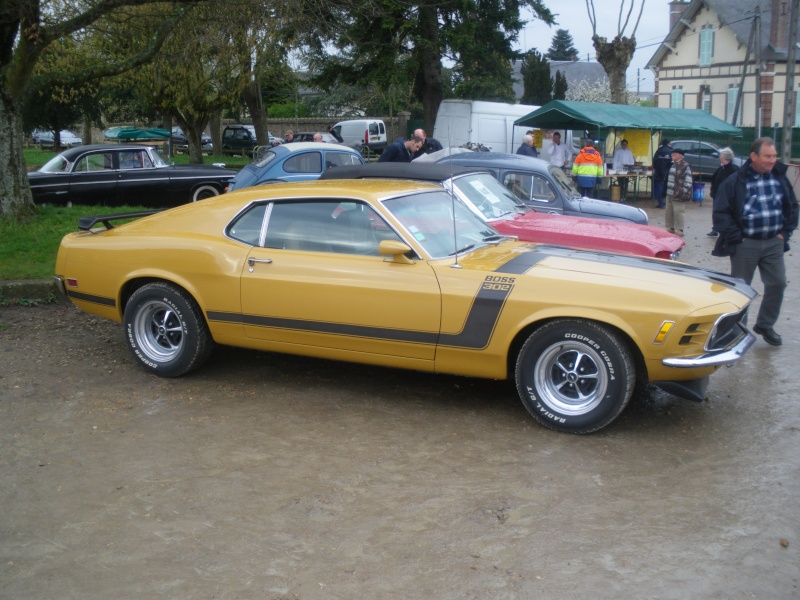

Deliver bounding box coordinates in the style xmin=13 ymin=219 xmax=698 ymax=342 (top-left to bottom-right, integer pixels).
xmin=707 ymin=230 xmax=719 ymax=238
xmin=753 ymin=324 xmax=782 ymax=346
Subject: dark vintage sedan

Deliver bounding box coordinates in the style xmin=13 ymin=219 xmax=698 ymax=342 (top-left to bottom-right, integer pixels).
xmin=28 ymin=144 xmax=237 ymax=207
xmin=429 ymin=152 xmax=648 ymax=225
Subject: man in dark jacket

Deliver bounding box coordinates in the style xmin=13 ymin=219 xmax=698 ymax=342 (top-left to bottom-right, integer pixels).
xmin=516 ymin=134 xmax=538 ymax=158
xmin=707 ymin=147 xmax=739 ymax=237
xmin=652 ymin=138 xmax=672 ymax=208
xmin=411 ymin=128 xmax=443 ymax=159
xmin=712 ymin=137 xmax=799 ymax=346
xmin=378 ymin=136 xmax=423 ymax=162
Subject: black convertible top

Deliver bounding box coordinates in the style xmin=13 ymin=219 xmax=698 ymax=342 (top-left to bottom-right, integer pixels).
xmin=319 ymin=162 xmax=490 ymax=183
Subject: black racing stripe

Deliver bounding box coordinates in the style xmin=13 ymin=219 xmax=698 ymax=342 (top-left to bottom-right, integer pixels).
xmin=207 ymin=281 xmax=514 ymax=350
xmin=67 ymin=290 xmax=117 ymax=307
xmin=208 ymin=311 xmax=439 ymax=345
xmin=438 ymin=282 xmax=513 ymax=349
xmin=495 ymin=245 xmax=757 ymax=298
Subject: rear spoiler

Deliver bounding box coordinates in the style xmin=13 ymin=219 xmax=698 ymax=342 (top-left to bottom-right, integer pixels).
xmin=78 ymin=210 xmax=162 ymax=231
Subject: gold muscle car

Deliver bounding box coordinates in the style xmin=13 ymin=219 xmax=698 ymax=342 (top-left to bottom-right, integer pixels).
xmin=54 ymin=179 xmax=757 ymax=433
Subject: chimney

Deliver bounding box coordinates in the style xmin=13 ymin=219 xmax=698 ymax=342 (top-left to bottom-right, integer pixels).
xmin=669 ymin=1 xmax=689 ymax=31
xmin=771 ymin=0 xmax=789 ymax=50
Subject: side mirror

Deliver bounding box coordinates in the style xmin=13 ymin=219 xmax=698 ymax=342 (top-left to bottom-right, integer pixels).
xmin=379 ymin=240 xmax=415 ymax=264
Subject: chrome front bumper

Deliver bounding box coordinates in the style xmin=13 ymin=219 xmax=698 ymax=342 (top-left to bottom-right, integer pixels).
xmin=661 ymin=331 xmax=756 ymax=368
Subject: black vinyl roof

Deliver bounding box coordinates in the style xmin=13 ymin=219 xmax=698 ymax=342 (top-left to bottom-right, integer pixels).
xmin=319 ymin=162 xmax=488 ymax=183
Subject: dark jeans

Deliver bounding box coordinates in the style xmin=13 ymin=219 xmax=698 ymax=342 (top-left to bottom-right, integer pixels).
xmin=730 ymin=236 xmax=787 ymax=329
xmin=653 ymin=178 xmax=666 ymax=206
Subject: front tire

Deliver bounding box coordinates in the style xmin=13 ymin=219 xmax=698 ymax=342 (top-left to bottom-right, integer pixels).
xmin=192 ymin=184 xmax=220 ymax=202
xmin=123 ymin=282 xmax=213 ymax=377
xmin=515 ymin=319 xmax=635 ymax=434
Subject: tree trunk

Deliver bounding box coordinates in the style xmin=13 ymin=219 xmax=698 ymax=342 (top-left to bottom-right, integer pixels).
xmin=242 ymin=78 xmax=267 ymax=146
xmin=0 ymin=89 xmax=36 ymax=221
xmin=209 ymin=112 xmax=221 ymax=156
xmin=417 ymin=4 xmax=443 ymax=134
xmin=592 ymin=35 xmax=636 ymax=104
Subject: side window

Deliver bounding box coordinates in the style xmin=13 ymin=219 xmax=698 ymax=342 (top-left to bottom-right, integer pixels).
xmin=119 ymin=150 xmax=144 ymax=170
xmin=324 ymin=152 xmax=360 ymax=170
xmin=530 ymin=174 xmax=556 ymax=203
xmin=503 ymin=173 xmax=532 ymax=201
xmin=284 ymin=152 xmax=322 ymax=173
xmin=223 ymin=129 xmax=234 ymax=140
xmin=75 ymin=153 xmax=113 ymax=172
xmin=227 ymin=203 xmax=268 ymax=246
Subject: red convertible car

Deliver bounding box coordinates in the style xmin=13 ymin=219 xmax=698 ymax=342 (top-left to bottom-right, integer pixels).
xmin=320 ymin=163 xmax=684 ymax=260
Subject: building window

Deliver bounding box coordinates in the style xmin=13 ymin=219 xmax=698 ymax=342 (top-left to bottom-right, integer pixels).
xmin=699 ymin=27 xmax=714 ymax=66
xmin=727 ymin=87 xmax=741 ymax=125
xmin=795 ymin=86 xmax=800 ymax=127
xmin=671 ymin=87 xmax=684 ymax=109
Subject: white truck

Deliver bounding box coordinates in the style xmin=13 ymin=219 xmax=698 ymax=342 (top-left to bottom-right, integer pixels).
xmin=432 ymin=99 xmax=540 ymax=154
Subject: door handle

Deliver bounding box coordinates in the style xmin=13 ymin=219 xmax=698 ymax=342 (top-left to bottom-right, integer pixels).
xmin=247 ymin=257 xmax=272 ymax=272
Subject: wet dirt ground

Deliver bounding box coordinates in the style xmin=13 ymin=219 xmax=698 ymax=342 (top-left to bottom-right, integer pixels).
xmin=1 ymin=199 xmax=799 ymax=599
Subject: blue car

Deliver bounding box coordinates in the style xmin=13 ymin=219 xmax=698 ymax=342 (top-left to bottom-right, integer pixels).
xmin=433 ymin=152 xmax=648 ymax=225
xmin=228 ymin=142 xmax=364 ymax=191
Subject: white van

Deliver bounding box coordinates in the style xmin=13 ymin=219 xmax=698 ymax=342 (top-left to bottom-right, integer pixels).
xmin=333 ymin=119 xmax=387 ymax=153
xmin=432 ymin=99 xmax=540 ymax=154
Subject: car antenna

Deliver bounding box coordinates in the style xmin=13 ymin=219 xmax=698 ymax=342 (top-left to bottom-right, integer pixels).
xmin=445 ymin=121 xmax=462 ymax=269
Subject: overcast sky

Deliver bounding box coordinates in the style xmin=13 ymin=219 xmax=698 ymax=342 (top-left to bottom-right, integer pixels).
xmin=517 ymin=0 xmax=671 ymax=93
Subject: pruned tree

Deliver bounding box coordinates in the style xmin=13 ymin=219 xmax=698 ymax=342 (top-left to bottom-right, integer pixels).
xmin=520 ymin=50 xmax=552 ymax=106
xmin=546 ymin=29 xmax=579 ymax=61
xmin=585 ymin=0 xmax=645 ymax=104
xmin=1 ymin=0 xmax=200 ymax=221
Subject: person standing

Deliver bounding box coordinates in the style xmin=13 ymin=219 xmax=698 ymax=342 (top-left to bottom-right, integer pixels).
xmin=327 ymin=125 xmax=343 ymax=143
xmin=712 ymin=137 xmax=799 ymax=347
xmin=652 ymin=138 xmax=673 ymax=208
xmin=706 ymin=147 xmax=739 ymax=237
xmin=572 ymin=139 xmax=603 ymax=197
xmin=612 ymin=139 xmax=635 ymax=201
xmin=378 ymin=136 xmax=423 ymax=162
xmin=664 ymin=148 xmax=693 ymax=237
xmin=412 ymin=128 xmax=443 ymax=158
xmin=313 ymin=132 xmax=324 ymax=143
xmin=548 ymin=132 xmax=572 ymax=169
xmin=516 ymin=134 xmax=538 ymax=158
xmin=283 ymin=130 xmax=294 ymax=143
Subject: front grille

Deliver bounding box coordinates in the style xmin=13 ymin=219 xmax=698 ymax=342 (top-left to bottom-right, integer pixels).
xmin=707 ymin=307 xmax=750 ymax=351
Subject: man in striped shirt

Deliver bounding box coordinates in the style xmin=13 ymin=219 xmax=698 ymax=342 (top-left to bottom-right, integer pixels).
xmin=712 ymin=137 xmax=799 ymax=346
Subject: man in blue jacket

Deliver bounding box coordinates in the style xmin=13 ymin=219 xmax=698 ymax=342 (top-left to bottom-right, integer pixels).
xmin=712 ymin=137 xmax=799 ymax=346
xmin=378 ymin=136 xmax=423 ymax=162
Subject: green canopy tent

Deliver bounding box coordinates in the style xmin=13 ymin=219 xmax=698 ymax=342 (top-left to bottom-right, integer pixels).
xmin=104 ymin=126 xmax=170 ymax=141
xmin=514 ymin=100 xmax=742 ymax=136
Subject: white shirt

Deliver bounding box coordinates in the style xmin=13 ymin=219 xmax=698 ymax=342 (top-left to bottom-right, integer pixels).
xmin=549 ymin=141 xmax=572 ymax=167
xmin=612 ymin=147 xmax=635 ymax=171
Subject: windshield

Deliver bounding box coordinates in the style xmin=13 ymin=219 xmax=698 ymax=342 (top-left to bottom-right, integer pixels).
xmin=148 ymin=148 xmax=171 ymax=167
xmin=383 ymin=190 xmax=499 ymax=259
xmin=550 ymin=165 xmax=582 ymax=197
xmin=39 ymin=155 xmax=70 ymax=173
xmin=451 ymin=173 xmax=527 ymax=220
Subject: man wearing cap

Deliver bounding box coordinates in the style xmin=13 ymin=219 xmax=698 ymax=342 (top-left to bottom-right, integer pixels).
xmin=283 ymin=130 xmax=294 ymax=143
xmin=652 ymin=138 xmax=673 ymax=208
xmin=664 ymin=147 xmax=693 ymax=237
xmin=712 ymin=137 xmax=799 ymax=347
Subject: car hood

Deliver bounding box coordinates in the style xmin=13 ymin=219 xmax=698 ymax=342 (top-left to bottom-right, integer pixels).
xmin=562 ymin=196 xmax=648 ymax=224
xmin=492 ymin=211 xmax=684 ymax=259
xmin=457 ymin=242 xmax=756 ymax=309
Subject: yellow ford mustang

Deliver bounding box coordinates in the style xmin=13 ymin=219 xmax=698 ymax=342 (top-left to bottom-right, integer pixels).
xmin=55 ymin=179 xmax=756 ymax=433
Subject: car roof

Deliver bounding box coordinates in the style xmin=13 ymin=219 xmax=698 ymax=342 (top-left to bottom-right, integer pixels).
xmin=319 ymin=162 xmax=489 ymax=182
xmin=442 ymin=152 xmax=552 ymax=171
xmin=58 ymin=144 xmax=157 ymax=160
xmin=269 ymin=142 xmax=358 ymax=156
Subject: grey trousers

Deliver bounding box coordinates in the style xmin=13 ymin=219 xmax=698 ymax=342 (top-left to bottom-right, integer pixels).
xmin=730 ymin=236 xmax=787 ymax=329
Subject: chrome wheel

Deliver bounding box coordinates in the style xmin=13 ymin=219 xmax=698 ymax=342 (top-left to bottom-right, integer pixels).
xmin=132 ymin=299 xmax=185 ymax=363
xmin=533 ymin=341 xmax=608 ymax=416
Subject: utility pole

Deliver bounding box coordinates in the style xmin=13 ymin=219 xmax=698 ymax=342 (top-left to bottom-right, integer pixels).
xmin=782 ymin=0 xmax=800 ymax=162
xmin=755 ymin=6 xmax=762 ymax=138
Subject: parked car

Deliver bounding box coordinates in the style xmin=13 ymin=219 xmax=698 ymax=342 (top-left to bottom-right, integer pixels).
xmin=28 ymin=144 xmax=236 ymax=206
xmin=332 ymin=119 xmax=388 ymax=153
xmin=669 ymin=140 xmax=745 ymax=178
xmin=31 ymin=129 xmax=82 ymax=148
xmin=291 ymin=131 xmax=340 ymax=144
xmin=430 ymin=151 xmax=649 ymax=225
xmin=221 ymin=124 xmax=282 ymax=155
xmin=55 ymin=179 xmax=756 ymax=434
xmin=320 ymin=163 xmax=684 ymax=260
xmin=171 ymin=126 xmax=213 ymax=152
xmin=227 ymin=142 xmax=364 ymax=191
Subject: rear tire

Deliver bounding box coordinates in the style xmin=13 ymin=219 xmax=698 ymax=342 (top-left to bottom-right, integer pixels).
xmin=123 ymin=282 xmax=213 ymax=377
xmin=515 ymin=319 xmax=635 ymax=434
xmin=192 ymin=184 xmax=220 ymax=202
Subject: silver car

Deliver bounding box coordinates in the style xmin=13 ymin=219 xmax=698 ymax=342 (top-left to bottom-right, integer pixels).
xmin=669 ymin=140 xmax=744 ymax=178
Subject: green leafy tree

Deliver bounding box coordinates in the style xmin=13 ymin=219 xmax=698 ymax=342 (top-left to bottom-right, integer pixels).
xmin=1 ymin=0 xmax=199 ymax=221
xmin=546 ymin=29 xmax=579 ymax=61
xmin=553 ymin=70 xmax=568 ymax=100
xmin=296 ymin=0 xmax=554 ymax=132
xmin=520 ymin=49 xmax=552 ymax=106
